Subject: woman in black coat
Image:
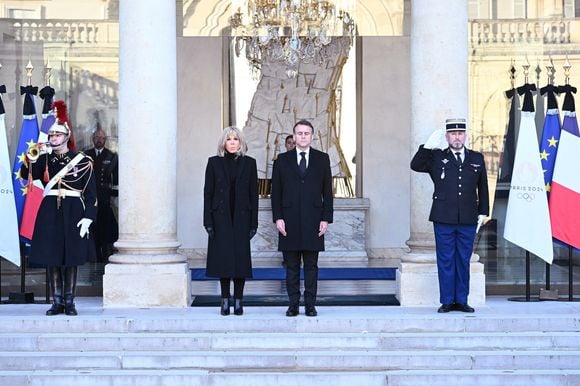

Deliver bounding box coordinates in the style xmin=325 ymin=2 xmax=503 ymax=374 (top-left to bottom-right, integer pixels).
xmin=203 ymin=127 xmax=258 ymax=315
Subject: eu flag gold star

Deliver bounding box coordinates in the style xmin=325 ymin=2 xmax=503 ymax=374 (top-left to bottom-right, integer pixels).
xmin=547 ymin=136 xmax=558 ymax=148
xmin=546 ymin=182 xmax=551 ymax=192
xmin=540 ymin=149 xmax=549 ymax=161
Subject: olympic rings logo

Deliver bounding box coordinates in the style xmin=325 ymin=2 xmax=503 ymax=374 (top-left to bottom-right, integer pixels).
xmin=517 ymin=192 xmax=535 ymax=201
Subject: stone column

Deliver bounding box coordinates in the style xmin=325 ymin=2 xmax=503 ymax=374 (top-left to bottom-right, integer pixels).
xmin=396 ymin=0 xmax=485 ymax=306
xmin=103 ymin=0 xmax=191 ymax=307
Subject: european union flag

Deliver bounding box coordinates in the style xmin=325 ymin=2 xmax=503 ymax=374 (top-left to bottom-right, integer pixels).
xmin=539 ymin=84 xmax=561 ymax=198
xmin=11 ymin=86 xmax=39 ymax=226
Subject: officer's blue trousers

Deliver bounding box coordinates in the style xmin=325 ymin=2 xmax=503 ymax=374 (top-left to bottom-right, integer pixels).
xmin=433 ymin=222 xmax=477 ymax=304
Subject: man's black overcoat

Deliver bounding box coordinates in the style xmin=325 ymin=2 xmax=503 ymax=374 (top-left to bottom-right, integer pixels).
xmin=271 ymin=148 xmax=333 ymax=251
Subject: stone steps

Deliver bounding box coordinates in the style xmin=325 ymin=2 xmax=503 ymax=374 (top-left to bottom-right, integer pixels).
xmin=1 ymin=331 xmax=580 ymax=351
xmin=1 ymin=315 xmax=578 ymax=333
xmin=0 ymin=350 xmax=579 ymax=371
xmin=1 ymin=369 xmax=580 ymax=386
xmin=1 ymin=299 xmax=579 ymax=385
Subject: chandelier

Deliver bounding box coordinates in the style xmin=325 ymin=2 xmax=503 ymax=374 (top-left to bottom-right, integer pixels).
xmin=230 ymin=0 xmax=356 ymax=78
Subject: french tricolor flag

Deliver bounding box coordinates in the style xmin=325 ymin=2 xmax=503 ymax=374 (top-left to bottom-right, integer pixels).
xmin=549 ymin=95 xmax=580 ymax=249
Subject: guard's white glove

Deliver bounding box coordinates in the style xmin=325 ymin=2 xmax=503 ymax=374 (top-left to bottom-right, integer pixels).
xmin=476 ymin=214 xmax=487 ymax=233
xmin=423 ymin=128 xmax=445 ymax=150
xmin=41 ymin=144 xmax=52 ymax=155
xmin=77 ymin=218 xmax=93 ymax=238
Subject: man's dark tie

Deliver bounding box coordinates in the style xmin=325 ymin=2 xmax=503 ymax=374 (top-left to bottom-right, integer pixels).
xmin=299 ymin=151 xmax=307 ymax=175
xmin=455 ymin=152 xmax=462 ymax=164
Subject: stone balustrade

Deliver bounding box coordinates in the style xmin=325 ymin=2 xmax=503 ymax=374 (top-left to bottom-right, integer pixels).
xmin=470 ymin=19 xmax=573 ymax=46
xmin=72 ymin=67 xmax=118 ymax=105
xmin=4 ymin=19 xmax=118 ymax=44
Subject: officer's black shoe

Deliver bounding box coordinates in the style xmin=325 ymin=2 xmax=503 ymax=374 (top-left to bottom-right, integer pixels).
xmin=305 ymin=306 xmax=317 ymax=317
xmin=220 ymin=298 xmax=230 ymax=316
xmin=437 ymin=304 xmax=454 ymax=313
xmin=455 ymin=303 xmax=475 ymax=313
xmin=285 ymin=305 xmax=299 ymax=317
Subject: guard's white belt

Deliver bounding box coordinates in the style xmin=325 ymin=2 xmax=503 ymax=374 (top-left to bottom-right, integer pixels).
xmin=46 ymin=189 xmax=82 ymax=198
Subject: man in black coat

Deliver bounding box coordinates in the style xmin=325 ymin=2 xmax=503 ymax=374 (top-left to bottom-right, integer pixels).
xmin=411 ymin=118 xmax=489 ymax=314
xmin=271 ymin=120 xmax=333 ymax=317
xmin=85 ymin=128 xmax=118 ymax=261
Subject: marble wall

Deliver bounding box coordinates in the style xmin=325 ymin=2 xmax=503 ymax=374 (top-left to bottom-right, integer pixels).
xmin=252 ymin=198 xmax=370 ymax=263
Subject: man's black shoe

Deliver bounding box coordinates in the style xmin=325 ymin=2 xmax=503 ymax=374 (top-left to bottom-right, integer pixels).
xmin=437 ymin=304 xmax=454 ymax=313
xmin=305 ymin=306 xmax=317 ymax=317
xmin=455 ymin=303 xmax=475 ymax=313
xmin=285 ymin=305 xmax=299 ymax=317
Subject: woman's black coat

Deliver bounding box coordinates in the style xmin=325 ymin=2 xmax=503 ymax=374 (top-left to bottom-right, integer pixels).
xmin=203 ymin=155 xmax=258 ymax=278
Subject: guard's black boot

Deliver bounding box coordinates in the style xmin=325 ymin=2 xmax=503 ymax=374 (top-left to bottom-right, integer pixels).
xmin=63 ymin=266 xmax=78 ymax=316
xmin=220 ymin=298 xmax=230 ymax=316
xmin=234 ymin=298 xmax=243 ymax=315
xmin=46 ymin=267 xmax=64 ymax=316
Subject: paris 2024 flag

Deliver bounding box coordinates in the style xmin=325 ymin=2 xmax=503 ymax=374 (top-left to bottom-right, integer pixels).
xmin=504 ymin=107 xmax=554 ymax=264
xmin=549 ymin=108 xmax=580 ymax=249
xmin=0 ymin=88 xmax=21 ymax=266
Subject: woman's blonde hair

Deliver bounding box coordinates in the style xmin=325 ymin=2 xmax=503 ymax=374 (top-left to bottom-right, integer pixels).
xmin=217 ymin=126 xmax=248 ymax=157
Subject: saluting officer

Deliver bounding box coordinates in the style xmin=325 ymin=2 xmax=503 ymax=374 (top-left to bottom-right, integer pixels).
xmin=411 ymin=118 xmax=489 ymax=313
xmin=85 ymin=128 xmax=118 ymax=261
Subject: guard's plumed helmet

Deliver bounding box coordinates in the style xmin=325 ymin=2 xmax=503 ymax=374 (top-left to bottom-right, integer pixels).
xmin=48 ymin=100 xmax=70 ymax=136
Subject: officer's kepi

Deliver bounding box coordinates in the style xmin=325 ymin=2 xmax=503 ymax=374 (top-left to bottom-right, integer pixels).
xmin=445 ymin=118 xmax=467 ymax=132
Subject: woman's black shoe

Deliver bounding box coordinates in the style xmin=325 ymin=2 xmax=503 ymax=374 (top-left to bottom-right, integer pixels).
xmin=220 ymin=298 xmax=230 ymax=316
xmin=234 ymin=299 xmax=243 ymax=315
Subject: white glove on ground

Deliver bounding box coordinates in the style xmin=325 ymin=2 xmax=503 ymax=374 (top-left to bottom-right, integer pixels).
xmin=423 ymin=128 xmax=445 ymax=149
xmin=476 ymin=215 xmax=487 ymax=233
xmin=77 ymin=218 xmax=93 ymax=238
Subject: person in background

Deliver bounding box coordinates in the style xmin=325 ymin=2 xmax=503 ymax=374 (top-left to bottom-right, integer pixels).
xmin=284 ymin=134 xmax=295 ymax=152
xmin=203 ymin=127 xmax=258 ymax=316
xmin=21 ymin=100 xmax=97 ymax=316
xmin=410 ymin=118 xmax=489 ymax=314
xmin=85 ymin=128 xmax=118 ymax=261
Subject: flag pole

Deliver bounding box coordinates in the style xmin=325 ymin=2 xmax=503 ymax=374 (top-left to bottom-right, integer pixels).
xmin=7 ymin=60 xmax=36 ymax=304
xmin=508 ymin=250 xmax=541 ymax=302
xmin=539 ymin=58 xmax=559 ymax=300
xmin=568 ymin=246 xmax=573 ymax=301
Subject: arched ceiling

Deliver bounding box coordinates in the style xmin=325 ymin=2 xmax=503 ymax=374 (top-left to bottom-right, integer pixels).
xmin=181 ymin=0 xmax=405 ymax=37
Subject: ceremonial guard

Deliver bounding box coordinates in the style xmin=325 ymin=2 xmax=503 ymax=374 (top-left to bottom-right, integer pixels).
xmin=411 ymin=118 xmax=489 ymax=313
xmin=21 ymin=100 xmax=97 ymax=316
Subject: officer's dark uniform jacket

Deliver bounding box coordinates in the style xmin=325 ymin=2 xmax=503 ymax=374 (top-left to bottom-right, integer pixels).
xmin=410 ymin=145 xmax=489 ymax=225
xmin=84 ymin=147 xmax=118 ymax=258
xmin=85 ymin=147 xmax=118 ymax=201
xmin=20 ymin=151 xmax=97 ymax=267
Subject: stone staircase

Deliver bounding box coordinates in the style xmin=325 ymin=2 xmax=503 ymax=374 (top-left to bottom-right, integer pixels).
xmin=0 ymin=299 xmax=579 ymax=385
